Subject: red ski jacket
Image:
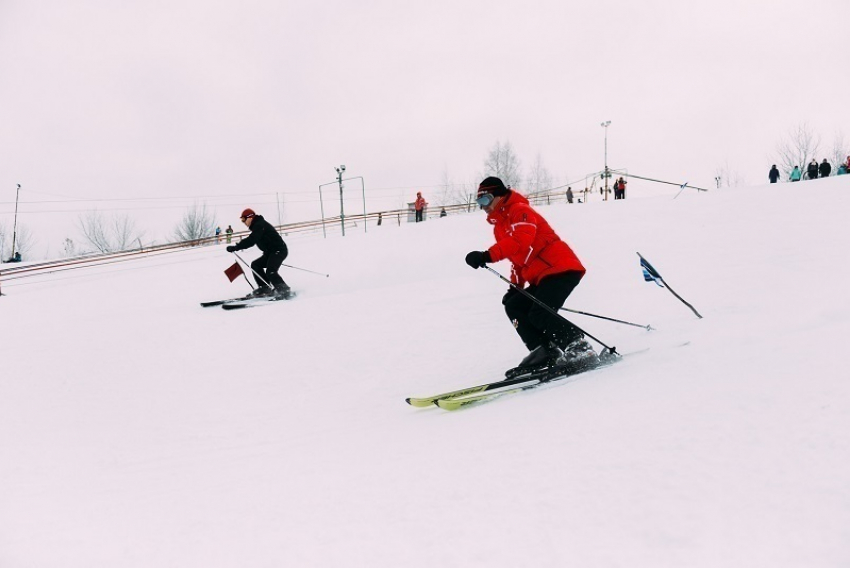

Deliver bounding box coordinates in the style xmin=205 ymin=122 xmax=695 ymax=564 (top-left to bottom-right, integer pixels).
xmin=486 ymin=191 xmax=585 ymax=287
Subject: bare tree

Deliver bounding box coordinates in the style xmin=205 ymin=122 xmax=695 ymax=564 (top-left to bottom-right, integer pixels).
xmin=12 ymin=225 xmax=36 ymax=259
xmin=173 ymin=201 xmax=216 ymax=244
xmin=526 ymin=153 xmax=553 ymax=195
xmin=0 ymin=221 xmax=7 ymax=260
xmin=482 ymin=140 xmax=522 ymax=189
xmin=830 ymin=131 xmax=849 ymax=174
xmin=775 ymin=123 xmax=821 ymax=178
xmin=438 ymin=168 xmax=476 ymax=205
xmin=714 ymin=161 xmax=747 ymax=188
xmin=79 ymin=210 xmax=144 ymax=253
xmin=62 ymin=238 xmax=77 ymax=258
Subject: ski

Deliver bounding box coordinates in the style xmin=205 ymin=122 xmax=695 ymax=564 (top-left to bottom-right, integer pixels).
xmin=200 ymin=295 xmax=251 ymax=307
xmin=410 ymin=349 xmax=638 ymax=411
xmin=435 ymin=360 xmax=605 ymax=410
xmin=221 ymin=292 xmax=296 ymax=310
xmin=405 ymin=372 xmax=542 ymax=407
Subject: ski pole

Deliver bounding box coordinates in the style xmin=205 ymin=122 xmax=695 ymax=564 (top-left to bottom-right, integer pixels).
xmin=233 ymin=252 xmax=271 ymax=289
xmin=560 ymin=307 xmax=654 ymax=331
xmin=281 ymin=263 xmax=329 ymax=277
xmin=483 ymin=266 xmax=618 ymax=355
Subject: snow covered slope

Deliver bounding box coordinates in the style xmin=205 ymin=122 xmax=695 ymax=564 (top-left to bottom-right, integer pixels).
xmin=2 ymin=177 xmax=849 ymax=567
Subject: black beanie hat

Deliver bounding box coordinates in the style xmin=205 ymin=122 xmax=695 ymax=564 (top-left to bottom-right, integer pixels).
xmin=478 ymin=176 xmax=509 ymax=197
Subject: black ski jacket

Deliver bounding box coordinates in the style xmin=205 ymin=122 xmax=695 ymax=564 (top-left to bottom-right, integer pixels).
xmin=231 ymin=215 xmax=286 ymax=254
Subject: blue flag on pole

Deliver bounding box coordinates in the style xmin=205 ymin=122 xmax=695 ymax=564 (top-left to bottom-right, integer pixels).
xmin=640 ymin=256 xmax=664 ymax=287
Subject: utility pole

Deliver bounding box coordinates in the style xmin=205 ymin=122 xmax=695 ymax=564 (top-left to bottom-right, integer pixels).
xmin=601 ymin=121 xmax=611 ymax=201
xmin=335 ymin=165 xmax=346 ymax=237
xmin=11 ymin=183 xmax=21 ymax=260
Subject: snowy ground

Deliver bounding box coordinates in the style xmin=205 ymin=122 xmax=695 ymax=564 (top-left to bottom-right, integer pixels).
xmin=2 ymin=177 xmax=849 ymax=567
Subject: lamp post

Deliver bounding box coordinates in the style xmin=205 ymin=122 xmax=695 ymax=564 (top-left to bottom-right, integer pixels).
xmin=11 ymin=183 xmax=21 ymax=260
xmin=601 ymin=121 xmax=611 ymax=201
xmin=335 ymin=165 xmax=346 ymax=237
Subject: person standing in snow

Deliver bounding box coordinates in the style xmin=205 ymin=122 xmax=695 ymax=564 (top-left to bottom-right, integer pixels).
xmin=414 ymin=192 xmax=428 ymax=222
xmin=819 ymin=159 xmax=831 ymax=178
xmin=226 ymin=208 xmax=291 ymax=299
xmin=566 ymin=186 xmax=574 ymax=204
xmin=225 ymin=225 xmax=234 ymax=244
xmin=769 ymin=165 xmax=781 ymax=184
xmin=807 ymin=160 xmax=819 ymax=180
xmin=614 ymin=177 xmax=627 ymax=199
xmin=790 ymin=166 xmax=802 ymax=182
xmin=464 ymin=176 xmax=597 ymax=374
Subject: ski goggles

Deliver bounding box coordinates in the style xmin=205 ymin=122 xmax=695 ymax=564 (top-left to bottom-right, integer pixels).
xmin=475 ymin=193 xmax=495 ymax=208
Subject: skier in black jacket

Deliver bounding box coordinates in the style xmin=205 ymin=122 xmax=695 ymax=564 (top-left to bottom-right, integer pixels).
xmin=226 ymin=208 xmax=291 ymax=298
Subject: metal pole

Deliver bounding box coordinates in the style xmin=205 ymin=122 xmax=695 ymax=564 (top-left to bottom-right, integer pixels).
xmin=601 ymin=121 xmax=611 ymax=201
xmin=11 ymin=184 xmax=21 ymax=259
xmin=232 ymin=251 xmax=270 ymax=289
xmin=276 ymin=192 xmax=282 ymax=226
xmin=318 ymin=183 xmax=329 ymax=238
xmin=336 ymin=166 xmax=346 ymax=237
xmin=358 ymin=177 xmax=366 ymax=234
xmin=483 ymin=266 xmax=618 ymax=354
xmin=560 ymin=307 xmax=653 ymax=331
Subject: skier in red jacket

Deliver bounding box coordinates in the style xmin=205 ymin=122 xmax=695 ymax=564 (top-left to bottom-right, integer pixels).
xmin=465 ymin=177 xmax=597 ymax=374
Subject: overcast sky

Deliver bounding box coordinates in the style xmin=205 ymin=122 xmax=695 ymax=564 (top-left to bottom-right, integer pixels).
xmin=1 ymin=0 xmax=848 ymax=255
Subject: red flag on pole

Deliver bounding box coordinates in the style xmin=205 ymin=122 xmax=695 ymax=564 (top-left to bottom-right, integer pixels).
xmin=224 ymin=262 xmax=244 ymax=282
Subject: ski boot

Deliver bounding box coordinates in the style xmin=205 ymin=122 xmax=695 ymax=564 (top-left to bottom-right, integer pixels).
xmin=553 ymin=337 xmax=601 ymax=375
xmin=505 ymin=343 xmax=564 ymax=379
xmin=274 ymin=285 xmax=292 ymax=300
xmin=248 ymin=286 xmax=274 ymax=298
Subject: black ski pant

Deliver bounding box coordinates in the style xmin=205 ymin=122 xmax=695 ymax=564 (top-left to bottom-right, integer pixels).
xmin=251 ymin=247 xmax=289 ymax=290
xmin=503 ymin=271 xmax=584 ymax=351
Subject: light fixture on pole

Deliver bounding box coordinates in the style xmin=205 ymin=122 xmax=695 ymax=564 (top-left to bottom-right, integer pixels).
xmin=11 ymin=183 xmax=21 ymax=260
xmin=600 ymin=121 xmax=611 ymax=201
xmin=335 ymin=165 xmax=346 ymax=237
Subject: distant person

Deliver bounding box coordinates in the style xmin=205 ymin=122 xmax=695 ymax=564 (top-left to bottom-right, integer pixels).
xmin=225 ymin=208 xmax=291 ymax=299
xmin=225 ymin=225 xmax=234 ymax=244
xmin=819 ymin=159 xmax=831 ymax=178
xmin=807 ymin=160 xmax=819 ymax=180
xmin=614 ymin=177 xmax=627 ymax=199
xmin=464 ymin=176 xmax=598 ymax=378
xmin=6 ymin=252 xmax=21 ymax=263
xmin=790 ymin=166 xmax=802 ymax=182
xmin=838 ymin=163 xmax=848 ymax=176
xmin=377 ymin=212 xmax=383 ymax=226
xmin=768 ymin=165 xmax=780 ymax=183
xmin=414 ymin=192 xmax=428 ymax=222
xmin=440 ymin=207 xmax=447 ymax=218
xmin=566 ymin=186 xmax=574 ymax=204
xmin=215 ymin=226 xmax=222 ymax=244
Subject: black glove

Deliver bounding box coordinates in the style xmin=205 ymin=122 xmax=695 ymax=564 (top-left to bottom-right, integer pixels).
xmin=226 ymin=245 xmax=237 ymax=253
xmin=465 ymin=250 xmax=491 ymax=269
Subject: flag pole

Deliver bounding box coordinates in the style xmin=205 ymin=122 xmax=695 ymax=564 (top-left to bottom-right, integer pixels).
xmin=637 ymin=252 xmax=703 ymax=319
xmin=233 ymin=252 xmax=269 ymax=289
